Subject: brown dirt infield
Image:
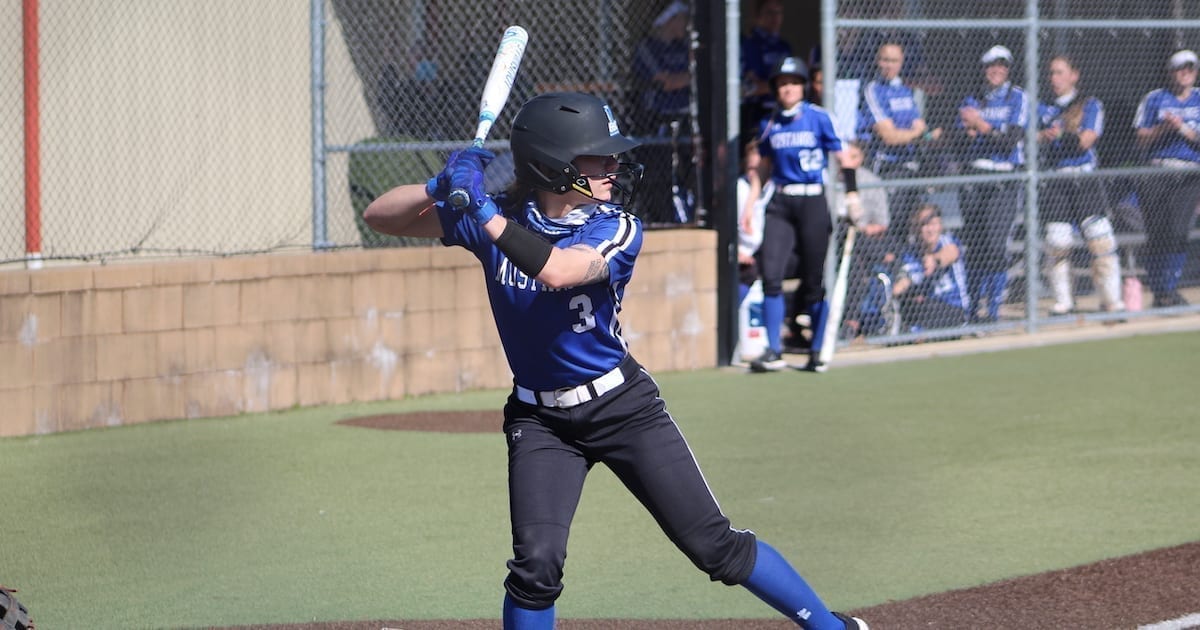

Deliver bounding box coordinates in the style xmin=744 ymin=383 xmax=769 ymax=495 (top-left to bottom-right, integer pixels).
xmin=216 ymin=542 xmax=1200 ymax=629
xmin=246 ymin=412 xmax=1200 ymax=630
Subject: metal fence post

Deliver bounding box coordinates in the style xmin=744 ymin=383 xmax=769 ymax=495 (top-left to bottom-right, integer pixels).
xmin=310 ymin=0 xmax=330 ymax=250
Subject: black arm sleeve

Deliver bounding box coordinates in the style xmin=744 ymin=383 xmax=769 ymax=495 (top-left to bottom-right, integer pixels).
xmin=494 ymin=220 xmax=554 ymax=278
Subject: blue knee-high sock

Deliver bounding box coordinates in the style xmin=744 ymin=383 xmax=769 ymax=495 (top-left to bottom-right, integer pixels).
xmin=967 ymin=269 xmax=984 ymax=316
xmin=1163 ymin=252 xmax=1187 ymax=293
xmin=763 ymin=293 xmax=785 ymax=352
xmin=808 ymin=299 xmax=829 ymax=353
xmin=502 ymin=593 xmax=554 ymax=630
xmin=987 ymin=271 xmax=1008 ymax=320
xmin=743 ymin=541 xmax=842 ymax=630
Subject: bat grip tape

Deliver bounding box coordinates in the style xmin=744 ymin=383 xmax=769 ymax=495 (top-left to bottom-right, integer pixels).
xmin=495 ymin=220 xmax=553 ymax=278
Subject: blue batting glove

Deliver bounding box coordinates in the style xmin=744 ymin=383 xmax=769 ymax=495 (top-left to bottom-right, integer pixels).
xmin=424 ymin=149 xmax=464 ymax=201
xmin=447 ymin=147 xmax=496 ymax=215
xmin=425 ymin=172 xmax=451 ymax=201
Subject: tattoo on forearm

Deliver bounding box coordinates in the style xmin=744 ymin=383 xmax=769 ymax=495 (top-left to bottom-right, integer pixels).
xmin=570 ymin=245 xmax=610 ymax=283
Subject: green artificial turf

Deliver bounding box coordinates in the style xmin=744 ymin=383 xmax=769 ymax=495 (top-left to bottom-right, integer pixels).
xmin=1 ymin=332 xmax=1197 ymax=628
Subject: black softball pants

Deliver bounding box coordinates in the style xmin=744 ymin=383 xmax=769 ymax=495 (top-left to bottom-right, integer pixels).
xmin=959 ymin=179 xmax=1024 ymax=276
xmin=501 ymin=357 xmax=757 ymax=610
xmin=758 ymin=193 xmax=832 ymax=308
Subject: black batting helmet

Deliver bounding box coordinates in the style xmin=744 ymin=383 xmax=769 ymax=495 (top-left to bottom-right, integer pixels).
xmin=509 ymin=92 xmax=643 ymax=206
xmin=769 ymin=56 xmax=809 ymax=87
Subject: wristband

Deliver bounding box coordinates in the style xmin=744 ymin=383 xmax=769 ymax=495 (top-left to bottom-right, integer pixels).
xmin=494 ymin=220 xmax=554 ymax=278
xmin=468 ymin=198 xmax=499 ymax=225
xmin=841 ymin=167 xmax=858 ymax=194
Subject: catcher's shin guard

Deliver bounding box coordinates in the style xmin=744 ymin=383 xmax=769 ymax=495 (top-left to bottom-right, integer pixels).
xmin=1045 ymin=221 xmax=1075 ymax=314
xmin=1082 ymin=215 xmax=1124 ymax=311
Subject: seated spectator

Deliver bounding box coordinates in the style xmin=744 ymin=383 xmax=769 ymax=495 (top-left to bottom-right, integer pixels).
xmin=835 ymin=142 xmax=893 ymax=340
xmin=630 ymin=2 xmax=694 ymax=223
xmin=632 ymin=1 xmax=691 ymax=136
xmin=889 ymin=203 xmax=970 ymax=332
xmin=740 ymin=0 xmax=792 ymax=137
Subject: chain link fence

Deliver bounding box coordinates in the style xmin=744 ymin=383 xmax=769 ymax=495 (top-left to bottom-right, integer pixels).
xmin=0 ymin=0 xmax=697 ymax=267
xmin=823 ymin=0 xmax=1200 ymax=347
xmin=3 ymin=0 xmax=1199 ymax=344
xmin=326 ymin=0 xmax=699 ymax=247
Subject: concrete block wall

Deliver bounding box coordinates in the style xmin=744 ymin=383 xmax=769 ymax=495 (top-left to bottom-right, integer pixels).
xmin=0 ymin=230 xmax=717 ymax=437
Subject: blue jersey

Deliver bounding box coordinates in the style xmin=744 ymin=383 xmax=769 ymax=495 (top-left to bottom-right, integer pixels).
xmin=633 ymin=35 xmax=690 ymax=118
xmin=757 ymin=103 xmax=843 ymax=186
xmin=1037 ymin=93 xmax=1103 ymax=170
xmin=1133 ymin=87 xmax=1200 ymax=163
xmin=860 ymin=76 xmax=923 ymax=164
xmin=898 ymin=233 xmax=970 ymax=310
xmin=740 ymin=27 xmax=792 ymax=110
xmin=438 ymin=195 xmax=641 ymax=390
xmin=958 ymin=82 xmax=1029 ymax=168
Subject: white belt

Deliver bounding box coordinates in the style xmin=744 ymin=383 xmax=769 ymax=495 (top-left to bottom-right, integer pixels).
xmin=1151 ymin=158 xmax=1200 ymax=170
xmin=970 ymin=159 xmax=1016 ymax=172
xmin=779 ymin=183 xmax=823 ymax=196
xmin=516 ymin=363 xmax=629 ymax=408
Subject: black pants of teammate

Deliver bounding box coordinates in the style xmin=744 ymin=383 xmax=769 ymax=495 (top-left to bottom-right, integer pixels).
xmin=959 ymin=178 xmax=1024 ymax=276
xmin=759 ymin=193 xmax=833 ymax=308
xmin=501 ymin=355 xmax=757 ymax=610
xmin=875 ymin=161 xmax=924 ymax=248
xmin=1140 ymin=170 xmax=1200 ymax=254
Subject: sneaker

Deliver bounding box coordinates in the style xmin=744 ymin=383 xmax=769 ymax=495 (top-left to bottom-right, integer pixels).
xmin=749 ymin=349 xmax=787 ymax=373
xmin=804 ymin=352 xmax=827 ymax=373
xmin=1049 ymin=303 xmax=1074 ymax=316
xmin=1152 ymin=291 xmax=1189 ymax=308
xmin=833 ymin=611 xmax=870 ymax=630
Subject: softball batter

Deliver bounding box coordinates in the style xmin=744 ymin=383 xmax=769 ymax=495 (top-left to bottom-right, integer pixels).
xmin=363 ymin=92 xmax=867 ymax=630
xmin=743 ymin=56 xmax=860 ymax=373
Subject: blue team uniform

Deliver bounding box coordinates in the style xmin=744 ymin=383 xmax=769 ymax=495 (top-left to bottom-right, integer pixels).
xmin=632 ymin=34 xmax=691 ymax=125
xmin=755 ymin=103 xmax=842 ymax=359
xmin=438 ymin=195 xmax=639 ymax=391
xmin=958 ymin=82 xmax=1029 ymax=169
xmin=1132 ymin=86 xmax=1200 ymax=302
xmin=757 ymin=103 xmax=843 ymax=185
xmin=897 ymin=234 xmax=970 ymax=310
xmin=894 ymin=233 xmax=970 ymax=331
xmin=860 ymin=76 xmax=923 ymax=169
xmin=957 ymin=81 xmax=1029 ymax=322
xmin=740 ymin=27 xmax=792 ymax=128
xmin=1038 ymin=93 xmax=1103 ymax=170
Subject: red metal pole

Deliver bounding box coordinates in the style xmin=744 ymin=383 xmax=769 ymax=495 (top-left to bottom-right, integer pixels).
xmin=24 ymin=0 xmax=42 ymax=265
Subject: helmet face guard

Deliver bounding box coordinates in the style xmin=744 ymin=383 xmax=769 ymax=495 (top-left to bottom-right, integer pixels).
xmin=510 ymin=92 xmax=643 ymax=207
xmin=570 ymin=161 xmax=644 ymax=208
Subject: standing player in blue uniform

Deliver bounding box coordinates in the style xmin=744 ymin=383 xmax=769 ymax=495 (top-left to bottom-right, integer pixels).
xmin=363 ymin=92 xmax=868 ymax=630
xmin=743 ymin=56 xmax=861 ymax=373
xmin=859 ymin=41 xmax=941 ymax=236
xmin=1133 ymin=49 xmax=1200 ymax=308
xmin=1037 ymin=54 xmax=1124 ymax=315
xmin=956 ymin=44 xmax=1030 ymax=323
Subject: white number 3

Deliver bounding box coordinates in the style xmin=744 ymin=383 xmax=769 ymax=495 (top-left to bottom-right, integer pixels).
xmin=569 ymin=294 xmax=596 ymax=333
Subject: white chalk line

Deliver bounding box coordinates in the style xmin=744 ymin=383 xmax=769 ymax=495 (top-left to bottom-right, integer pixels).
xmin=1138 ymin=613 xmax=1200 ymax=630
